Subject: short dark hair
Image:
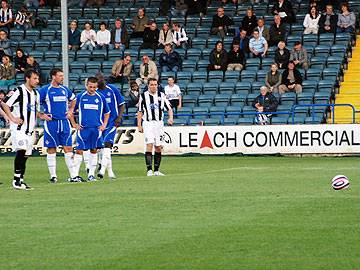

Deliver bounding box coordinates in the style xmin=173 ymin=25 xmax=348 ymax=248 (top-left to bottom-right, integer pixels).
xmin=0 ymin=90 xmax=6 ymax=95
xmin=87 ymin=76 xmax=98 ymax=84
xmin=50 ymin=68 xmax=63 ymax=77
xmin=99 ymin=21 xmax=107 ymax=27
xmin=168 ymin=76 xmax=175 ymax=81
xmin=95 ymin=72 xmax=106 ymax=89
xmin=294 ymin=41 xmax=301 ymax=46
xmin=148 ymin=78 xmax=157 ymax=84
xmin=24 ymin=69 xmax=39 ymax=80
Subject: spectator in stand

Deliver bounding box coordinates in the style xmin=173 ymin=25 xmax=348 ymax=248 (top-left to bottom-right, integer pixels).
xmin=14 ymin=6 xmax=32 ymax=30
xmin=233 ymin=29 xmax=250 ymax=55
xmin=80 ymin=22 xmax=96 ymax=51
xmin=136 ymin=54 xmax=158 ymax=86
xmin=252 ymin=86 xmax=279 ymax=125
xmin=25 ymin=56 xmax=41 ymax=75
xmin=319 ymin=4 xmax=338 ymax=34
xmin=0 ymin=89 xmax=9 ymax=126
xmin=96 ymin=22 xmax=111 ymax=50
xmin=337 ymin=2 xmax=356 ymax=43
xmin=110 ymin=18 xmax=129 ymax=50
xmin=140 ymin=22 xmax=159 ymax=50
xmin=274 ymin=41 xmax=290 ymax=69
xmin=186 ymin=0 xmax=207 ymax=16
xmin=227 ymin=41 xmax=245 ymax=71
xmin=241 ymin=8 xmax=257 ymax=36
xmin=130 ymin=7 xmax=149 ymax=38
xmin=108 ymin=54 xmax=132 ymax=84
xmin=208 ymin=41 xmax=228 ymax=72
xmin=290 ymin=41 xmax=309 ymax=70
xmin=0 ymin=0 xmax=13 ymax=33
xmin=159 ymin=43 xmax=182 ymax=72
xmin=172 ymin=23 xmax=189 ymax=49
xmin=0 ymin=30 xmax=11 ymax=59
xmin=172 ymin=0 xmax=187 ymax=17
xmin=271 ymin=0 xmax=295 ymax=24
xmin=249 ymin=29 xmax=268 ymax=59
xmin=279 ymin=61 xmax=303 ymax=94
xmin=125 ymin=81 xmax=140 ymax=108
xmin=0 ymin=54 xmax=15 ymax=87
xmin=269 ymin=15 xmax=287 ymax=47
xmin=255 ymin=18 xmax=270 ymax=43
xmin=303 ymin=6 xmax=321 ymax=34
xmin=164 ymin=76 xmax=182 ymax=113
xmin=210 ymin=7 xmax=233 ymax=38
xmin=14 ymin=48 xmax=27 ymax=73
xmin=68 ymin=20 xmax=81 ymax=51
xmin=265 ymin=63 xmax=282 ymax=92
xmin=158 ymin=23 xmax=173 ymax=49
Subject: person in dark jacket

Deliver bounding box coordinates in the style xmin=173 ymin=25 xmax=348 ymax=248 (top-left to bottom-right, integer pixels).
xmin=269 ymin=15 xmax=287 ymax=47
xmin=274 ymin=41 xmax=290 ymax=69
xmin=68 ymin=20 xmax=81 ymax=51
xmin=110 ymin=18 xmax=129 ymax=50
xmin=271 ymin=0 xmax=296 ymax=24
xmin=233 ymin=29 xmax=250 ymax=55
xmin=319 ymin=4 xmax=338 ymax=34
xmin=252 ymin=86 xmax=279 ymax=125
xmin=227 ymin=41 xmax=245 ymax=71
xmin=25 ymin=56 xmax=41 ymax=75
xmin=159 ymin=44 xmax=182 ymax=72
xmin=14 ymin=48 xmax=27 ymax=73
xmin=279 ymin=61 xmax=303 ymax=94
xmin=140 ymin=22 xmax=160 ymax=50
xmin=208 ymin=41 xmax=228 ymax=72
xmin=126 ymin=81 xmax=140 ymax=108
xmin=241 ymin=8 xmax=257 ymax=36
xmin=210 ymin=7 xmax=233 ymax=38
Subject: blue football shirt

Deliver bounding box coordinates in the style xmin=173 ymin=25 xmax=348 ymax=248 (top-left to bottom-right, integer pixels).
xmin=97 ymin=84 xmax=125 ymax=126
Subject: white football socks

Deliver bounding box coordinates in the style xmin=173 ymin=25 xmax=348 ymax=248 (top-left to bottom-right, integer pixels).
xmin=88 ymin=153 xmax=98 ymax=177
xmin=64 ymin=152 xmax=76 ymax=179
xmin=100 ymin=148 xmax=111 ymax=175
xmin=73 ymin=154 xmax=83 ymax=177
xmin=47 ymin=153 xmax=57 ymax=178
xmin=83 ymin=150 xmax=90 ymax=171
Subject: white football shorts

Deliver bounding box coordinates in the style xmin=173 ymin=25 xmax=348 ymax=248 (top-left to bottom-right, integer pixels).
xmin=143 ymin=121 xmax=164 ymax=147
xmin=11 ymin=129 xmax=34 ymax=156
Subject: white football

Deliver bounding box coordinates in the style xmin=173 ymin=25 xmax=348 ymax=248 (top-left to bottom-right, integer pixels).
xmin=331 ymin=175 xmax=350 ymax=190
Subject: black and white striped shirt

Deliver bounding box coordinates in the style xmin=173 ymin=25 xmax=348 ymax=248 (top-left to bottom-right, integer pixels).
xmin=5 ymin=85 xmax=39 ymax=135
xmin=15 ymin=11 xmax=26 ymax=25
xmin=138 ymin=91 xmax=171 ymax=122
xmin=0 ymin=8 xmax=13 ymax=23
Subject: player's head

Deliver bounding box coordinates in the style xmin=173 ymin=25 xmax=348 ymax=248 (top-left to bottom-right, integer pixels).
xmin=148 ymin=78 xmax=158 ymax=94
xmin=50 ymin=68 xmax=64 ymax=85
xmin=86 ymin=77 xmax=98 ymax=95
xmin=95 ymin=72 xmax=106 ymax=90
xmin=24 ymin=69 xmax=40 ymax=89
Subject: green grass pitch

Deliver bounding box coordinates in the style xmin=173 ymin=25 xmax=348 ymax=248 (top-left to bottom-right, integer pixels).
xmin=0 ymin=155 xmax=359 ymax=270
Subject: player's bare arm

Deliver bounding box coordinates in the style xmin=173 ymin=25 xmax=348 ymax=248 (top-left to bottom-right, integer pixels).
xmin=37 ymin=112 xmax=52 ymax=121
xmin=114 ymin=104 xmax=125 ymax=127
xmin=66 ymin=99 xmax=76 ymax=118
xmin=167 ymin=107 xmax=174 ymax=126
xmin=99 ymin=112 xmax=110 ymax=131
xmin=137 ymin=111 xmax=143 ymax=133
xmin=1 ymin=101 xmax=22 ymax=125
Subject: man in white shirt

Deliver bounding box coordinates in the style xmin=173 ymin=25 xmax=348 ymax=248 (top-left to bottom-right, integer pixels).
xmin=96 ymin=22 xmax=111 ymax=50
xmin=164 ymin=76 xmax=182 ymax=113
xmin=172 ymin=23 xmax=188 ymax=49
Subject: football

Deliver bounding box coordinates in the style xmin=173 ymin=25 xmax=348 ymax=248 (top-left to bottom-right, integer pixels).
xmin=331 ymin=175 xmax=350 ymax=190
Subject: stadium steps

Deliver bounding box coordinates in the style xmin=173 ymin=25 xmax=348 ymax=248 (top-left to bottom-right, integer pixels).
xmin=331 ymin=36 xmax=360 ymax=123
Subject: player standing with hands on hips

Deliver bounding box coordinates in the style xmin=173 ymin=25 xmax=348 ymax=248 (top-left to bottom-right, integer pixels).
xmin=137 ymin=78 xmax=174 ymax=176
xmin=1 ymin=70 xmax=51 ymax=190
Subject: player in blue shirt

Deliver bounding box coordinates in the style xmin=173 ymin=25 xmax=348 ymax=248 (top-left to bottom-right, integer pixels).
xmin=69 ymin=77 xmax=110 ymax=182
xmin=39 ymin=68 xmax=77 ymax=183
xmin=96 ymin=73 xmax=125 ymax=179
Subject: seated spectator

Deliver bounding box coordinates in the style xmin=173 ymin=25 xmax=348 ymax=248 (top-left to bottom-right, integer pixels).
xmin=0 ymin=0 xmax=13 ymax=33
xmin=319 ymin=4 xmax=338 ymax=34
xmin=233 ymin=29 xmax=250 ymax=54
xmin=241 ymin=8 xmax=257 ymax=35
xmin=130 ymin=7 xmax=149 ymax=38
xmin=271 ymin=0 xmax=295 ymax=24
xmin=303 ymin=6 xmax=321 ymax=35
xmin=125 ymin=81 xmax=140 ymax=108
xmin=0 ymin=30 xmax=11 ymax=59
xmin=186 ymin=0 xmax=207 ymax=16
xmin=337 ymin=2 xmax=356 ymax=43
xmin=172 ymin=23 xmax=189 ymax=49
xmin=164 ymin=76 xmax=182 ymax=113
xmin=14 ymin=48 xmax=27 ymax=73
xmin=0 ymin=54 xmax=15 ymax=87
xmin=256 ymin=18 xmax=270 ymax=43
xmin=227 ymin=41 xmax=245 ymax=71
xmin=136 ymin=54 xmax=158 ymax=86
xmin=14 ymin=5 xmax=32 ymax=30
xmin=290 ymin=41 xmax=309 ymax=70
xmin=140 ymin=22 xmax=159 ymax=50
xmin=110 ymin=18 xmax=129 ymax=50
xmin=269 ymin=15 xmax=287 ymax=47
xmin=68 ymin=20 xmax=81 ymax=51
xmin=171 ymin=0 xmax=187 ymax=17
xmin=249 ymin=29 xmax=268 ymax=59
xmin=108 ymin=54 xmax=132 ymax=84
xmin=158 ymin=23 xmax=173 ymax=49
xmin=80 ymin=22 xmax=96 ymax=51
xmin=25 ymin=56 xmax=41 ymax=75
xmin=252 ymin=86 xmax=279 ymax=125
xmin=96 ymin=22 xmax=111 ymax=50
xmin=265 ymin=63 xmax=282 ymax=92
xmin=274 ymin=41 xmax=290 ymax=69
xmin=279 ymin=61 xmax=303 ymax=94
xmin=208 ymin=41 xmax=228 ymax=72
xmin=210 ymin=7 xmax=233 ymax=38
xmin=159 ymin=43 xmax=182 ymax=72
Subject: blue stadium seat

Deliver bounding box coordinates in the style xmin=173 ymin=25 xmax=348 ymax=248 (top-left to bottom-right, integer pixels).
xmin=92 ymin=50 xmax=107 ymax=61
xmin=306 ymin=68 xmax=323 ymax=80
xmin=47 ymin=19 xmax=61 ymax=30
xmin=193 ymin=106 xmax=209 ymax=118
xmin=237 ymin=118 xmax=254 ymax=125
xmin=196 ymin=60 xmax=209 ymax=71
xmin=83 ymin=7 xmax=99 ymax=18
xmin=214 ymin=94 xmax=231 ymax=106
xmin=218 ymin=82 xmax=235 ymax=94
xmin=86 ymin=61 xmax=102 ymax=73
xmin=203 ymin=82 xmax=219 ymax=95
xmin=30 ymin=50 xmax=44 ymax=62
xmin=198 ymin=94 xmax=215 ymax=108
xmin=246 ymin=58 xmax=261 ymax=71
xmin=191 ymin=37 xmax=207 ymax=49
xmin=41 ymin=29 xmax=56 ymax=41
xmin=182 ymin=95 xmax=198 ymax=108
xmin=68 ymin=8 xmax=83 ymax=18
xmin=289 ymin=116 xmax=305 ymax=124
xmin=192 ymin=71 xmax=207 ymax=83
xmin=318 ymin=33 xmax=334 ymax=46
xmin=224 ymin=70 xmax=240 ymax=82
xmin=246 ymin=93 xmax=258 ymax=105
xmin=326 ymin=56 xmax=344 ymax=69
xmin=251 ymin=82 xmax=263 ymax=93
xmin=322 ymin=68 xmax=339 ymax=81
xmin=139 ymin=49 xmax=154 ymax=60
xmin=176 ymin=71 xmax=192 ymax=84
xmin=303 ymin=35 xmax=318 ymax=47
xmin=35 ymin=40 xmax=51 ymax=52
xmin=25 ymin=29 xmax=40 ymax=41
xmin=314 ymin=45 xmax=331 ymax=57
xmin=231 ymin=93 xmax=247 ymax=106
xmin=226 ymin=106 xmax=242 ymax=119
xmin=50 ymin=40 xmax=62 ymax=51
xmin=302 ymin=80 xmax=317 ymax=94
xmin=70 ymin=61 xmax=86 ymax=74
xmin=208 ymin=70 xmax=224 ymax=82
xmin=310 ymin=56 xmax=327 ymax=69
xmin=281 ymin=92 xmax=296 ymax=105
xmin=241 ymin=70 xmax=256 ymax=82
xmin=241 ymin=105 xmax=256 ymax=118
xmin=76 ymin=50 xmax=92 ymax=62
xmin=305 ymin=116 xmax=323 ymax=124
xmin=173 ymin=118 xmax=188 ymax=126
xmin=223 ymin=118 xmax=237 ymax=125
xmin=206 ymin=37 xmax=219 ymax=48
xmin=235 ymin=82 xmax=251 ymax=93
xmin=271 ymin=116 xmax=288 ymax=125
xmin=186 ymin=82 xmax=203 ymax=96
xmin=297 ymin=92 xmax=314 ymax=105
xmin=186 ymin=48 xmax=202 ymax=60
xmin=19 ymin=40 xmax=34 ymax=53
xmin=69 ymin=73 xmax=80 ymax=85
xmin=182 ymin=59 xmax=197 ymax=72
xmin=10 ymin=29 xmax=24 ymax=41
xmin=204 ymin=118 xmax=221 ymax=125
xmin=124 ymin=49 xmax=139 ymax=61
xmin=108 ymin=50 xmax=123 ymax=61
xmin=201 ymin=48 xmax=212 ymax=60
